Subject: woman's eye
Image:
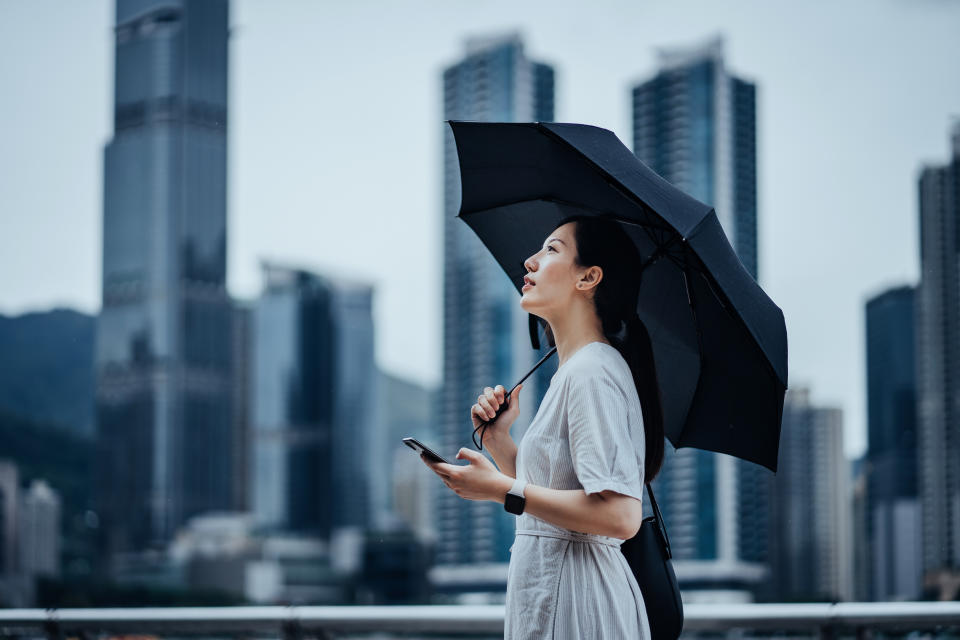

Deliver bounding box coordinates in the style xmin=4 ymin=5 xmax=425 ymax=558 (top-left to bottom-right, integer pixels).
xmin=547 ymin=246 xmax=556 ymax=252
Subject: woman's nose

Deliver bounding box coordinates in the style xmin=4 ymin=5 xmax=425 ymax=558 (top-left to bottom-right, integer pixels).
xmin=524 ymin=254 xmax=537 ymax=272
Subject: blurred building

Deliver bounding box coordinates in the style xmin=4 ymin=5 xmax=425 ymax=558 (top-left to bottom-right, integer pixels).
xmin=0 ymin=461 xmax=31 ymax=606
xmin=916 ymin=122 xmax=960 ymax=598
xmin=864 ymin=285 xmax=920 ymax=600
xmin=95 ymin=0 xmax=234 ymax=555
xmin=358 ymin=529 xmax=432 ymax=605
xmin=375 ymin=370 xmax=438 ymax=540
xmin=0 ymin=464 xmax=62 ymax=606
xmin=851 ymin=457 xmax=871 ymax=601
xmin=230 ymin=301 xmax=252 ymax=512
xmin=166 ymin=512 xmax=347 ymax=604
xmin=632 ymin=34 xmax=769 ymax=597
xmin=438 ymin=32 xmax=556 ymax=571
xmin=18 ymin=479 xmax=62 ymax=579
xmin=769 ymin=387 xmax=852 ymax=601
xmin=0 ymin=462 xmax=15 ymax=577
xmin=250 ymin=263 xmax=376 ymax=539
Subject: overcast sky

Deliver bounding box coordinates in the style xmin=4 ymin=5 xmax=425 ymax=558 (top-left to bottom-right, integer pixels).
xmin=2 ymin=0 xmax=958 ymax=458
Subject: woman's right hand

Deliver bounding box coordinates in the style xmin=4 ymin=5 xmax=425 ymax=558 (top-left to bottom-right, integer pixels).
xmin=471 ymin=383 xmax=523 ymax=437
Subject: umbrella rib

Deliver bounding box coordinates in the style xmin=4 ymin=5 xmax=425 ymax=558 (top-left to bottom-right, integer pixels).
xmin=535 ymin=123 xmax=694 ymax=232
xmin=638 ymin=234 xmax=682 ymax=279
xmin=671 ymin=264 xmax=706 ymax=445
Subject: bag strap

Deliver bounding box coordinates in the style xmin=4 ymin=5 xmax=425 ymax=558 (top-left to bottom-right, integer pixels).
xmin=645 ymin=483 xmax=673 ymax=559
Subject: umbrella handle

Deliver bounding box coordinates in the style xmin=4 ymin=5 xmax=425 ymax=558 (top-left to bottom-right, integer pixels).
xmin=472 ymin=346 xmax=558 ymax=450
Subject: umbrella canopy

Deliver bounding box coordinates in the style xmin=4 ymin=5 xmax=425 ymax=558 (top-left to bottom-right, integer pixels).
xmin=448 ymin=119 xmax=788 ymax=472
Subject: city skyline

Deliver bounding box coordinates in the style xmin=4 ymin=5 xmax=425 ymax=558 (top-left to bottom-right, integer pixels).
xmin=3 ymin=0 xmax=960 ymax=459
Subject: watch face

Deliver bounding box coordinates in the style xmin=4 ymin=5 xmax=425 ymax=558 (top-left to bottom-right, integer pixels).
xmin=504 ymin=493 xmax=525 ymax=515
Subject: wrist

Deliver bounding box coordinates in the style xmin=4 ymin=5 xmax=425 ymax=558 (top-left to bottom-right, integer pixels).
xmin=484 ymin=431 xmax=516 ymax=452
xmin=493 ymin=474 xmax=515 ymax=504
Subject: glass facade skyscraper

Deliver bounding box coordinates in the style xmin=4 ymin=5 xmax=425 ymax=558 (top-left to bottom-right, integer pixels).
xmin=250 ymin=264 xmax=376 ymax=537
xmin=916 ymin=123 xmax=960 ymax=590
xmin=437 ymin=33 xmax=556 ymax=568
xmin=631 ymin=35 xmax=768 ymax=592
xmin=95 ymin=0 xmax=233 ymax=554
xmin=864 ymin=285 xmax=920 ymax=600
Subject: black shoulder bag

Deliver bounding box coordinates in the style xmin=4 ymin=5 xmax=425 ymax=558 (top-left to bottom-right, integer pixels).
xmin=620 ymin=484 xmax=684 ymax=640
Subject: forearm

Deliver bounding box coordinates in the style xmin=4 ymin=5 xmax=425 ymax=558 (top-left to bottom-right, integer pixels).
xmin=483 ymin=434 xmax=518 ymax=479
xmin=493 ymin=480 xmax=634 ymax=540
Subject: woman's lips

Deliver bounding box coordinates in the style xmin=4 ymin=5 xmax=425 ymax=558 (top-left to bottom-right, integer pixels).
xmin=522 ymin=283 xmax=534 ymax=291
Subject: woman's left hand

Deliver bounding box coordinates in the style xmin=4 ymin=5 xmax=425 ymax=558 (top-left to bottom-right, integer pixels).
xmin=422 ymin=448 xmax=512 ymax=502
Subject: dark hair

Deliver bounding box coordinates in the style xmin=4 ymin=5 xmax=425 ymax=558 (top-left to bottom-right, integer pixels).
xmin=548 ymin=214 xmax=666 ymax=483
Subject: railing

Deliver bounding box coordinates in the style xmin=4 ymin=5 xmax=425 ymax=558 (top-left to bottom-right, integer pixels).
xmin=2 ymin=602 xmax=960 ymax=638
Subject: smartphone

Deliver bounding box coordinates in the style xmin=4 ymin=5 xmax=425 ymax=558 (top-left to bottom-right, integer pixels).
xmin=403 ymin=437 xmax=453 ymax=465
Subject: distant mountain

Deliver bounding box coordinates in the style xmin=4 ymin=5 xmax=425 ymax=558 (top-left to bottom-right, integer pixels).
xmin=0 ymin=308 xmax=95 ymax=437
xmin=0 ymin=408 xmax=93 ymax=516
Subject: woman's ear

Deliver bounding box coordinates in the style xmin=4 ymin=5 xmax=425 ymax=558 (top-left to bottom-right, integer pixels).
xmin=577 ymin=266 xmax=603 ymax=291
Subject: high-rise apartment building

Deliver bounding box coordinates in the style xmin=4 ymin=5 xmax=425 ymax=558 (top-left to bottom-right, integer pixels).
xmin=438 ymin=32 xmax=556 ymax=567
xmin=95 ymin=0 xmax=233 ymax=554
xmin=916 ymin=122 xmax=960 ymax=595
xmin=865 ymin=285 xmax=920 ymax=600
xmin=631 ymin=34 xmax=768 ymax=593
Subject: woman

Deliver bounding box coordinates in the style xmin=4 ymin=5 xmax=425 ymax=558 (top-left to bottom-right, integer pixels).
xmin=421 ymin=214 xmax=665 ymax=639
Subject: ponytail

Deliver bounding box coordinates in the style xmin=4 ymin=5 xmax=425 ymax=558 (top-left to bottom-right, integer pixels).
xmin=619 ymin=313 xmax=665 ymax=484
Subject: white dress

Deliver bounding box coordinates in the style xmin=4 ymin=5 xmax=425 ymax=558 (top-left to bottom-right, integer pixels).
xmin=504 ymin=341 xmax=651 ymax=640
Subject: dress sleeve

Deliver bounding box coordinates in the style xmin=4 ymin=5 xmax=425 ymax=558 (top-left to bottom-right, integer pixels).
xmin=566 ymin=368 xmax=645 ymax=502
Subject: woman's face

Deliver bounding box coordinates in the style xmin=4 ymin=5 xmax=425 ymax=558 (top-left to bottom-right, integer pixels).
xmin=520 ymin=222 xmax=587 ymax=317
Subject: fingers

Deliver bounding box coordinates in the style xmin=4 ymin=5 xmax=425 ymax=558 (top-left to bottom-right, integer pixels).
xmin=420 ymin=454 xmax=458 ymax=479
xmin=477 ymin=386 xmax=505 ymax=418
xmin=477 ymin=395 xmax=496 ymax=420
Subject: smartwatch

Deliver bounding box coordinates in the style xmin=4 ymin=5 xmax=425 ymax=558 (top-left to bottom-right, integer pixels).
xmin=504 ymin=478 xmax=527 ymax=515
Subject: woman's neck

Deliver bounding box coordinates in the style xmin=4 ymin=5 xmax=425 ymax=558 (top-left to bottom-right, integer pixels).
xmin=547 ymin=301 xmax=609 ymax=368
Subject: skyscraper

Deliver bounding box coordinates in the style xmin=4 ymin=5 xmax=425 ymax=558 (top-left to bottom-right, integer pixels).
xmin=632 ymin=35 xmax=757 ymax=281
xmin=250 ymin=263 xmax=376 ymax=537
xmin=631 ymin=34 xmax=767 ymax=593
xmin=916 ymin=122 xmax=960 ymax=595
xmin=769 ymin=388 xmax=852 ymax=601
xmin=865 ymin=285 xmax=920 ymax=600
xmin=95 ymin=0 xmax=233 ymax=554
xmin=438 ymin=32 xmax=556 ymax=567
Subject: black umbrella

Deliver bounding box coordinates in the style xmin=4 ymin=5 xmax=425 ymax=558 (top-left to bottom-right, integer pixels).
xmin=449 ymin=120 xmax=788 ymax=473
